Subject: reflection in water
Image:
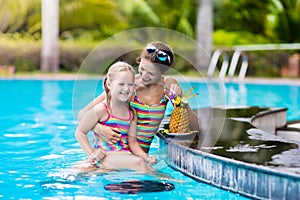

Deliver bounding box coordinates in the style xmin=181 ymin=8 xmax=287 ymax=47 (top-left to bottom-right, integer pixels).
xmin=104 ymin=180 xmax=175 ymax=194
xmin=226 ymin=83 xmax=247 ymax=106
xmin=39 ymin=81 xmax=65 ymax=153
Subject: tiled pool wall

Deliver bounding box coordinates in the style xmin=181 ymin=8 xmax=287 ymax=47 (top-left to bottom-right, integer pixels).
xmin=158 ymin=107 xmax=300 ymax=200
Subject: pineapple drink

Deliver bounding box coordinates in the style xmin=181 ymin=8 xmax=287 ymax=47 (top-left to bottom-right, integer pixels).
xmin=169 ymin=87 xmax=198 ymax=133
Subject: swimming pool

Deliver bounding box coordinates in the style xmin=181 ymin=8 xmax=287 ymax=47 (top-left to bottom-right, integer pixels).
xmin=1 ymin=79 xmax=299 ymax=199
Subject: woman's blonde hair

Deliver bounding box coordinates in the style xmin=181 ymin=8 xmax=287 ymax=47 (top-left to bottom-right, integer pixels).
xmin=103 ymin=61 xmax=135 ymax=108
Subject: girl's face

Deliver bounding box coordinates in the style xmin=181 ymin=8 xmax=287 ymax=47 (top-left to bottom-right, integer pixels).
xmin=109 ymin=71 xmax=135 ymax=102
xmin=138 ymin=59 xmax=163 ymax=85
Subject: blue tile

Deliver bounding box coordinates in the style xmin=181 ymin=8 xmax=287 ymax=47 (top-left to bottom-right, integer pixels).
xmin=243 ymin=169 xmax=257 ymax=196
xmin=256 ymin=172 xmax=270 ymax=199
xmin=286 ymin=177 xmax=300 ymax=200
xmin=270 ymin=175 xmax=284 ymax=200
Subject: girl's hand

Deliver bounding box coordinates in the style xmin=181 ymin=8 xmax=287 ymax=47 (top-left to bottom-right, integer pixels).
xmin=145 ymin=156 xmax=157 ymax=165
xmin=94 ymin=123 xmax=121 ymax=144
xmin=89 ymin=148 xmax=106 ymax=162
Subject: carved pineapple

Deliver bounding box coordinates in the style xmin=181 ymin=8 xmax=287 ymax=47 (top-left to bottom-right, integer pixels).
xmin=169 ymin=87 xmax=198 ymax=133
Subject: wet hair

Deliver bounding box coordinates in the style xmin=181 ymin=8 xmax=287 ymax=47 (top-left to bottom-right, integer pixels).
xmin=136 ymin=41 xmax=174 ymax=73
xmin=103 ymin=61 xmax=135 ymax=108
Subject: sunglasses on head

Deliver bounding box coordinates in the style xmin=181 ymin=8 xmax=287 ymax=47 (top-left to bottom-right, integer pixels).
xmin=146 ymin=44 xmax=171 ymax=65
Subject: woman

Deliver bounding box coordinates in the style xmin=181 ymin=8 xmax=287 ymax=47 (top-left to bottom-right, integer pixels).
xmin=78 ymin=41 xmax=199 ymax=154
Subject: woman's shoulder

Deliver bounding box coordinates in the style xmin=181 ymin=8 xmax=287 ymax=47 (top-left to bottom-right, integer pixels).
xmin=165 ymin=76 xmax=179 ymax=86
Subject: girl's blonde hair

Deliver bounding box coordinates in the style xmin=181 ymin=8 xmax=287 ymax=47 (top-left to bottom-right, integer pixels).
xmin=103 ymin=61 xmax=135 ymax=108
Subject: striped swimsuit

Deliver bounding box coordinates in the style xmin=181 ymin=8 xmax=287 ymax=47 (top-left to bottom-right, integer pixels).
xmin=93 ymin=102 xmax=131 ymax=152
xmin=130 ymin=84 xmax=168 ymax=152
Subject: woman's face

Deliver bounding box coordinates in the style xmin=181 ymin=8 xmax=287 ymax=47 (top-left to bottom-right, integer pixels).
xmin=138 ymin=59 xmax=163 ymax=85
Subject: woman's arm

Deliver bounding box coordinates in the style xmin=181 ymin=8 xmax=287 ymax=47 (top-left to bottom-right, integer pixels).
xmin=128 ymin=110 xmax=157 ymax=165
xmin=93 ymin=123 xmax=121 ymax=144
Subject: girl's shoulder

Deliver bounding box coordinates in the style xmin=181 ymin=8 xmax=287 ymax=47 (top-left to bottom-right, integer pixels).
xmin=93 ymin=101 xmax=109 ymax=114
xmin=94 ymin=101 xmax=110 ymax=122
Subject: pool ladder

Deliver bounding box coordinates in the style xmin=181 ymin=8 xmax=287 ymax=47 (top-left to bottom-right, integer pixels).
xmin=207 ymin=49 xmax=248 ymax=81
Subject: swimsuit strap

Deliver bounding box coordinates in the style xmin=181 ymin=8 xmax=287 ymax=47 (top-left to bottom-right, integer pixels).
xmin=100 ymin=102 xmax=110 ymax=123
xmin=101 ymin=101 xmax=132 ymax=121
xmin=128 ymin=107 xmax=132 ymax=121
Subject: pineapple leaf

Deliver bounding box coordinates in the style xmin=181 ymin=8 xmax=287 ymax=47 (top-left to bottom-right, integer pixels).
xmin=181 ymin=87 xmax=198 ymax=102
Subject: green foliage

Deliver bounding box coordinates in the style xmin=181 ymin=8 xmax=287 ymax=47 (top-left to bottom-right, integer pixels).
xmin=272 ymin=0 xmax=300 ymax=42
xmin=0 ymin=0 xmax=41 ymax=33
xmin=59 ymin=42 xmax=92 ymax=71
xmin=246 ymin=52 xmax=289 ymax=77
xmin=1 ymin=0 xmax=300 ymax=78
xmin=214 ymin=0 xmax=273 ymax=34
xmin=213 ymin=30 xmax=274 ymax=47
xmin=115 ymin=0 xmax=197 ymax=37
xmin=0 ymin=36 xmax=40 ymax=71
xmin=0 ymin=34 xmax=93 ymax=72
xmin=59 ymin=0 xmax=124 ymax=32
xmin=214 ymin=0 xmax=300 ymax=43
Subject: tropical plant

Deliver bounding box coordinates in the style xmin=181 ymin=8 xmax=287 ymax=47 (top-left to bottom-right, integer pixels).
xmin=115 ymin=0 xmax=197 ymax=37
xmin=0 ymin=0 xmax=41 ymax=36
xmin=214 ymin=0 xmax=273 ymax=35
xmin=271 ymin=0 xmax=300 ymax=42
xmin=59 ymin=0 xmax=125 ymax=40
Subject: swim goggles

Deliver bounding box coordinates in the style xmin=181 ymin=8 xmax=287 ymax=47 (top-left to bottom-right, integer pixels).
xmin=146 ymin=44 xmax=171 ymax=65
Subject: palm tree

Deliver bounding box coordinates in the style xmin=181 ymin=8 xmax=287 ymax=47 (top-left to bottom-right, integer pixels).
xmin=196 ymin=0 xmax=213 ymax=72
xmin=41 ymin=0 xmax=59 ymax=72
xmin=41 ymin=0 xmax=121 ymax=72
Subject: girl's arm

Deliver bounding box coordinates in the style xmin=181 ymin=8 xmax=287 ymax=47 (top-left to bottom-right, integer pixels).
xmin=78 ymin=92 xmax=106 ymax=120
xmin=75 ymin=103 xmax=107 ymax=160
xmin=128 ymin=109 xmax=157 ymax=165
xmin=78 ymin=92 xmax=121 ymax=144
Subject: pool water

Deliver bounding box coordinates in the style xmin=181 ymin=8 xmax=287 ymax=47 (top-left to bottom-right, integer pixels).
xmin=1 ymin=79 xmax=299 ymax=199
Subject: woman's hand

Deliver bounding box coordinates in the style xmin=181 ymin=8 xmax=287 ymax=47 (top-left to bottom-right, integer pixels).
xmin=167 ymin=83 xmax=182 ymax=99
xmin=93 ymin=123 xmax=121 ymax=144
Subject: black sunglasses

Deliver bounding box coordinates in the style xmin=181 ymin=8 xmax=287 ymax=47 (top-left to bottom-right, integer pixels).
xmin=146 ymin=44 xmax=171 ymax=65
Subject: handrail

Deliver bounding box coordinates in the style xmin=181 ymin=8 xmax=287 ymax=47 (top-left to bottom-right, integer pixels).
xmin=207 ymin=49 xmax=248 ymax=81
xmin=208 ymin=43 xmax=300 ymax=81
xmin=234 ymin=43 xmax=300 ymax=51
xmin=227 ymin=51 xmax=248 ymax=81
xmin=207 ymin=49 xmax=229 ymax=79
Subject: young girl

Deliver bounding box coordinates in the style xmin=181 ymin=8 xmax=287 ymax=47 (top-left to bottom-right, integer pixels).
xmin=75 ymin=61 xmax=156 ymax=173
xmin=78 ymin=41 xmax=199 ymax=153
